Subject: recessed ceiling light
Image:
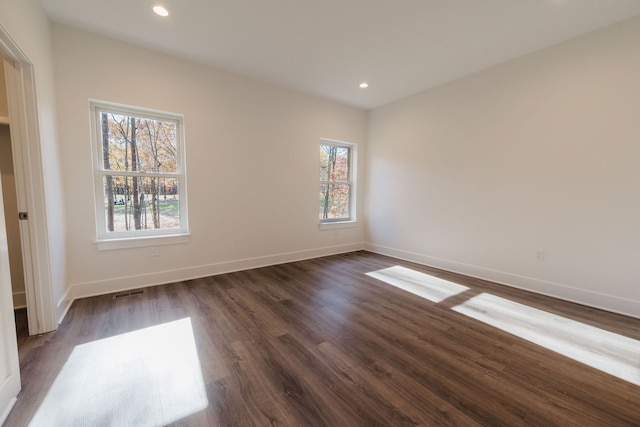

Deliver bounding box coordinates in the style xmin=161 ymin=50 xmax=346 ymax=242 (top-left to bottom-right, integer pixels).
xmin=359 ymin=82 xmax=369 ymax=89
xmin=153 ymin=5 xmax=169 ymax=17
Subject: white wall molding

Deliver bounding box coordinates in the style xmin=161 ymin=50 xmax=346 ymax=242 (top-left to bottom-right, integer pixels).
xmin=364 ymin=243 xmax=640 ymax=320
xmin=65 ymin=243 xmax=365 ymax=306
xmin=0 ymin=397 xmax=16 ymax=427
xmin=59 ymin=241 xmax=639 ymax=323
xmin=56 ymin=286 xmax=73 ymax=325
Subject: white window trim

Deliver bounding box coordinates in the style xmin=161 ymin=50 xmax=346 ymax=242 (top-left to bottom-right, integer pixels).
xmin=319 ymin=138 xmax=357 ymax=226
xmin=90 ymin=100 xmax=189 ymax=250
xmin=318 ymin=220 xmax=357 ymax=230
xmin=96 ymin=233 xmax=191 ymax=251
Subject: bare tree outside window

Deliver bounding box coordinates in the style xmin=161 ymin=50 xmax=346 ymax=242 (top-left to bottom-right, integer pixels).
xmin=319 ymin=141 xmax=354 ymax=222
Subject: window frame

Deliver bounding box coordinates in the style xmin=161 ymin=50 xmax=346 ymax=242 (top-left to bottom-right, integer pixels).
xmin=89 ymin=100 xmax=189 ymax=250
xmin=319 ymin=138 xmax=357 ymax=227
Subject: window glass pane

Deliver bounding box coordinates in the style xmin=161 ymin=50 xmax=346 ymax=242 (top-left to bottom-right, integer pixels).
xmin=100 ymin=112 xmax=177 ymax=174
xmin=103 ymin=176 xmax=180 ymax=232
xmin=320 ymin=144 xmax=350 ymax=182
xmin=319 ymin=184 xmax=350 ymax=220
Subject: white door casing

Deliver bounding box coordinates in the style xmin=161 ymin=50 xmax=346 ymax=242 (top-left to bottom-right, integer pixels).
xmin=0 ymin=34 xmax=57 ymax=335
xmin=0 ymin=173 xmax=20 ymax=425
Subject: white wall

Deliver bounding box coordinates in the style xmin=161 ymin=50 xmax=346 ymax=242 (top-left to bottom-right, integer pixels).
xmin=0 ymin=0 xmax=67 ymax=327
xmin=366 ymin=16 xmax=640 ymax=317
xmin=52 ymin=25 xmax=366 ymax=298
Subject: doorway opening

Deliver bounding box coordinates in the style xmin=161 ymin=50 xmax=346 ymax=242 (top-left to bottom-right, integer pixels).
xmin=0 ymin=28 xmax=57 ymax=337
xmin=0 ymin=59 xmax=29 ymax=340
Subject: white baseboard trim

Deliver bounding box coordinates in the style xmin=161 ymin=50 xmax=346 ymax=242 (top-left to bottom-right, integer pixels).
xmin=0 ymin=397 xmax=17 ymax=427
xmin=56 ymin=286 xmax=74 ymax=325
xmin=12 ymin=291 xmax=26 ymax=309
xmin=364 ymin=243 xmax=640 ymax=320
xmin=68 ymin=243 xmax=365 ymax=302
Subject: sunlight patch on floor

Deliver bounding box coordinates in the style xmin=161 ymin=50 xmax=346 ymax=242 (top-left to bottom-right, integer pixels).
xmin=29 ymin=318 xmax=208 ymax=426
xmin=452 ymin=293 xmax=640 ymax=386
xmin=366 ymin=266 xmax=469 ymax=303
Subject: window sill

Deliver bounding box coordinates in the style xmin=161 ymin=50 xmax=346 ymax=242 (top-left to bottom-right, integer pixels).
xmin=96 ymin=233 xmax=191 ymax=251
xmin=319 ymin=221 xmax=357 ymax=230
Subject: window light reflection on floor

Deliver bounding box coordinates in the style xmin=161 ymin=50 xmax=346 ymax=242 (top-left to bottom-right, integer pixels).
xmin=452 ymin=293 xmax=640 ymax=386
xmin=29 ymin=318 xmax=208 ymax=426
xmin=366 ymin=265 xmax=469 ymax=303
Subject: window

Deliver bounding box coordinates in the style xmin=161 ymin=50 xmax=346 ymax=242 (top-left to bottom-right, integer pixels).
xmin=319 ymin=139 xmax=356 ymax=224
xmin=90 ymin=101 xmax=188 ymax=249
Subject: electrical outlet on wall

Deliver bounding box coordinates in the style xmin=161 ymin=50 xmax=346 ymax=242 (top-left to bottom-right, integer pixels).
xmin=535 ymin=250 xmax=545 ymax=262
xmin=151 ymin=246 xmax=159 ymax=257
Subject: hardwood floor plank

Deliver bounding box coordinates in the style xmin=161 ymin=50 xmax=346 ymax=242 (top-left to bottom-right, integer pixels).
xmin=227 ymin=340 xmax=297 ymax=425
xmin=317 ymin=302 xmax=539 ymax=426
xmin=6 ymin=251 xmax=640 ymax=426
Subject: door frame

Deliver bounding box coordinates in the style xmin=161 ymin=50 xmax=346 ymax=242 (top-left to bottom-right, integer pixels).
xmin=0 ymin=169 xmax=20 ymax=427
xmin=0 ymin=27 xmax=57 ymax=335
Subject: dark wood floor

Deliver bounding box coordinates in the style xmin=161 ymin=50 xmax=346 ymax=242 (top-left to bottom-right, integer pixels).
xmin=14 ymin=308 xmax=29 ymax=342
xmin=6 ymin=251 xmax=640 ymax=426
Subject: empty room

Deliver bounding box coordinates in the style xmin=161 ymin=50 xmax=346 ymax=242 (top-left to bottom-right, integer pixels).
xmin=0 ymin=0 xmax=639 ymax=425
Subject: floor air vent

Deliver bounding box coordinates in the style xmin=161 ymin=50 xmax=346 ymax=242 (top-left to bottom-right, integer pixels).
xmin=112 ymin=289 xmax=145 ymax=300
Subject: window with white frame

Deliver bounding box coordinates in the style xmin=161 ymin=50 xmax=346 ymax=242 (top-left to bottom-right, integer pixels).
xmin=319 ymin=139 xmax=356 ymax=223
xmin=91 ymin=101 xmax=188 ymax=247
